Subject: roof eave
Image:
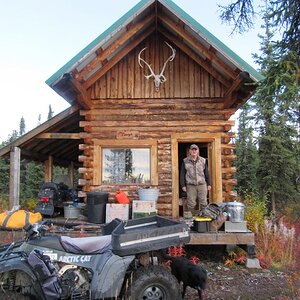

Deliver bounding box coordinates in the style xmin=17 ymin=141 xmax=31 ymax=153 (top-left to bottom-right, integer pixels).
xmin=160 ymin=0 xmax=264 ymax=82
xmin=45 ymin=0 xmax=154 ymax=90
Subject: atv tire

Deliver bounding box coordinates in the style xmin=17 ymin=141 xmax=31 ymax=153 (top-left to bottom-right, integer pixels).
xmin=124 ymin=265 xmax=181 ymax=300
xmin=0 ymin=290 xmax=31 ymax=300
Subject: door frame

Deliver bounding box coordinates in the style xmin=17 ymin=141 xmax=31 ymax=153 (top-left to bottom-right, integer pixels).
xmin=171 ymin=132 xmax=223 ymax=218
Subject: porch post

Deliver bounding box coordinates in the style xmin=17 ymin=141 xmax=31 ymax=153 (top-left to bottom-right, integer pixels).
xmin=44 ymin=155 xmax=53 ymax=182
xmin=9 ymin=146 xmax=20 ymax=209
xmin=68 ymin=161 xmax=74 ymax=188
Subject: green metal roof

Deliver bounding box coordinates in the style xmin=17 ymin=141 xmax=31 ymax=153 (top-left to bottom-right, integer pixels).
xmin=161 ymin=0 xmax=263 ymax=81
xmin=46 ymin=0 xmax=263 ymax=88
xmin=46 ymin=0 xmax=153 ymax=86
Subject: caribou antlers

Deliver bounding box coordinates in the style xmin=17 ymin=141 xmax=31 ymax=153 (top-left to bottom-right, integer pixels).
xmin=138 ymin=41 xmax=176 ymax=91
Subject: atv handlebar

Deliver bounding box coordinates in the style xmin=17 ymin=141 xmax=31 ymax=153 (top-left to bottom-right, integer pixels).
xmin=24 ymin=220 xmax=52 ymax=240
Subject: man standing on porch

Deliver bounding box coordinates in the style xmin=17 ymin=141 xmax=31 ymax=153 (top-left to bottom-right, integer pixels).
xmin=180 ymin=144 xmax=211 ymax=217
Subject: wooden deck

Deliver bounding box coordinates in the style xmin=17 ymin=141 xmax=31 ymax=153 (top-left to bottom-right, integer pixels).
xmin=0 ymin=216 xmax=256 ymax=257
xmin=189 ymin=231 xmax=255 ymax=245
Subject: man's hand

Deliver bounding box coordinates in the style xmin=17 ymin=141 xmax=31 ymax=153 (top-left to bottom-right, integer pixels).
xmin=182 ymin=186 xmax=187 ymax=192
xmin=207 ymin=185 xmax=212 ymax=191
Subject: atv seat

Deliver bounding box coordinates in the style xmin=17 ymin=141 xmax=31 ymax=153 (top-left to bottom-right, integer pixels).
xmin=60 ymin=235 xmax=112 ymax=254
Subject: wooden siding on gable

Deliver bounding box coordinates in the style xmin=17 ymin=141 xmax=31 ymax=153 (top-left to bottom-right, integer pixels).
xmin=89 ymin=36 xmax=225 ymax=100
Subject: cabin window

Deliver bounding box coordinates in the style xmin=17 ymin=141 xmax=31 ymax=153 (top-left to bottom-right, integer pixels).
xmin=93 ymin=140 xmax=158 ymax=186
xmin=102 ymin=148 xmax=150 ymax=184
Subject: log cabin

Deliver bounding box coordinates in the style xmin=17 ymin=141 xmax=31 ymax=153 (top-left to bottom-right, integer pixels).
xmin=0 ymin=0 xmax=263 ymax=219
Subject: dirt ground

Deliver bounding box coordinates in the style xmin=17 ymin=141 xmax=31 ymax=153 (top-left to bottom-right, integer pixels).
xmin=183 ymin=245 xmax=300 ymax=300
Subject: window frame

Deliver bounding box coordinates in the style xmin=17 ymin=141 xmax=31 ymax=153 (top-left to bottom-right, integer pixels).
xmin=93 ymin=139 xmax=158 ymax=186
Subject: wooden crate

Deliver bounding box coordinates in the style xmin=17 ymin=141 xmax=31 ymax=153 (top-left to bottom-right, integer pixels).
xmin=132 ymin=200 xmax=157 ymax=219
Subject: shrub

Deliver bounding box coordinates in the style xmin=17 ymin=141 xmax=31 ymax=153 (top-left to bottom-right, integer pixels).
xmin=244 ymin=192 xmax=268 ymax=232
xmin=255 ymin=218 xmax=296 ymax=269
xmin=20 ymin=198 xmax=38 ymax=211
xmin=0 ymin=194 xmax=9 ymax=212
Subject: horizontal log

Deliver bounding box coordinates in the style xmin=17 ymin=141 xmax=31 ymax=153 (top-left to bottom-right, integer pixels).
xmin=78 ymin=167 xmax=93 ymax=173
xmin=82 ymin=126 xmax=227 ymax=133
xmin=91 ymin=101 xmax=223 ymax=110
xmin=78 ymin=179 xmax=86 ymax=186
xmin=82 ymin=108 xmax=235 ymax=116
xmin=90 ymin=98 xmax=224 ymax=105
xmin=156 ymin=203 xmax=172 ymax=210
xmin=222 ymin=178 xmax=237 ymax=185
xmin=222 ymin=155 xmax=237 ymax=161
xmin=36 ymin=133 xmax=81 ymax=139
xmin=80 ymin=120 xmax=235 ymax=127
xmin=79 ymin=144 xmax=88 ymax=150
xmin=78 ymin=155 xmax=88 ymax=162
xmin=221 ymin=144 xmax=236 ymax=149
xmin=77 ymin=191 xmax=87 ymax=198
xmin=222 ymin=167 xmax=237 ymax=173
xmin=85 ymin=114 xmax=225 ymax=122
xmin=222 ymin=148 xmax=234 ymax=155
xmin=83 ymin=161 xmax=93 ymax=168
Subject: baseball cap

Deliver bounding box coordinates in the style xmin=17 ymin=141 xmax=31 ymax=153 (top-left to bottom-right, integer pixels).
xmin=190 ymin=144 xmax=199 ymax=150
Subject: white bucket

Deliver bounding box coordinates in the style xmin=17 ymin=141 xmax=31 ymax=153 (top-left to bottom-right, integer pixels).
xmin=64 ymin=205 xmax=80 ymax=219
xmin=138 ymin=188 xmax=159 ymax=201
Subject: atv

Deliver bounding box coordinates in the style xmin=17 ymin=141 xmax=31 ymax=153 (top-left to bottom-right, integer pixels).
xmin=0 ymin=216 xmax=190 ymax=299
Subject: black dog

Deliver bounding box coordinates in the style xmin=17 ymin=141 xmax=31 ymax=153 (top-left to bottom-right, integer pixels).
xmin=161 ymin=249 xmax=207 ymax=299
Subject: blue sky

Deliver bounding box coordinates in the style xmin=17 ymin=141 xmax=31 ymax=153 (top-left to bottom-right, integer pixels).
xmin=0 ymin=0 xmax=264 ymax=142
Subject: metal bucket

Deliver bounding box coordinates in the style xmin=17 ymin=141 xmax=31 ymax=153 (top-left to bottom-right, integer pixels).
xmin=138 ymin=188 xmax=159 ymax=201
xmin=64 ymin=205 xmax=80 ymax=219
xmin=225 ymin=202 xmax=245 ymax=222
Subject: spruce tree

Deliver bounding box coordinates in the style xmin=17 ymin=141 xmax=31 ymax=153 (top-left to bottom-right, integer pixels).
xmin=19 ymin=117 xmax=26 ymax=136
xmin=47 ymin=104 xmax=54 ymax=120
xmin=235 ymin=104 xmax=259 ymax=197
xmin=252 ymin=7 xmax=299 ymax=214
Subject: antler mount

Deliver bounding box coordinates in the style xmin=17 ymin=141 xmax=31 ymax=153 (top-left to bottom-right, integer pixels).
xmin=138 ymin=41 xmax=176 ymax=91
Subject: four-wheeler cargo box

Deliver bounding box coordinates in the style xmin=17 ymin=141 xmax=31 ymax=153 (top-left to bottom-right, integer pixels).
xmin=102 ymin=216 xmax=190 ymax=256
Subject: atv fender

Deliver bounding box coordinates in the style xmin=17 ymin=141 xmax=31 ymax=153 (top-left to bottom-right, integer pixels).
xmin=0 ymin=258 xmax=45 ymax=299
xmin=92 ymin=254 xmax=135 ymax=299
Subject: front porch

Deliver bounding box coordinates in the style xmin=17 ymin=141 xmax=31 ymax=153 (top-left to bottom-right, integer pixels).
xmin=0 ymin=215 xmax=259 ymax=267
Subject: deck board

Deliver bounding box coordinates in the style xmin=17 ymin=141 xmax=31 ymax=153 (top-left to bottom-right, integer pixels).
xmin=189 ymin=231 xmax=255 ymax=245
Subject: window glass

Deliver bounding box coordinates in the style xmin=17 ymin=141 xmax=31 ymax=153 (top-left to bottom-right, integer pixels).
xmin=102 ymin=148 xmax=150 ymax=184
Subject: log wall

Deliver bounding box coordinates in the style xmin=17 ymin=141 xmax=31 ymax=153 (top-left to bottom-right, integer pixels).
xmin=78 ymin=36 xmax=237 ymax=216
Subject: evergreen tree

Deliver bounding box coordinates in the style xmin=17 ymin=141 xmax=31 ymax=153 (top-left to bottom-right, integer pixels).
xmin=251 ymin=7 xmax=299 ymax=214
xmin=7 ymin=130 xmax=19 ymax=144
xmin=219 ymin=0 xmax=300 ymax=51
xmin=37 ymin=113 xmax=41 ymax=126
xmin=0 ymin=156 xmax=9 ymax=194
xmin=222 ymin=0 xmax=299 ymax=215
xmin=47 ymin=105 xmax=54 ymax=120
xmin=20 ymin=161 xmax=44 ymax=199
xmin=235 ymin=104 xmax=259 ymax=196
xmin=19 ymin=116 xmax=26 ymax=136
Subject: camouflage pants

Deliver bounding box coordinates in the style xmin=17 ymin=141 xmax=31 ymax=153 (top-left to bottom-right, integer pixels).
xmin=186 ymin=184 xmax=208 ymax=215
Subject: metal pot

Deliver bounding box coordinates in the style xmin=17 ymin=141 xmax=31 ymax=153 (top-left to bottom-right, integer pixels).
xmin=225 ymin=201 xmax=245 ymax=222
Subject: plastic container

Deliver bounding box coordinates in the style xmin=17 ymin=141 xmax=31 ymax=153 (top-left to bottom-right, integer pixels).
xmin=87 ymin=191 xmax=109 ymax=224
xmin=138 ymin=188 xmax=159 ymax=201
xmin=64 ymin=205 xmax=80 ymax=219
xmin=115 ymin=191 xmax=130 ymax=204
xmin=225 ymin=201 xmax=245 ymax=222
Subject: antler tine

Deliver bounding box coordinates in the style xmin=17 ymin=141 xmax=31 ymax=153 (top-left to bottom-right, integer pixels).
xmin=159 ymin=42 xmax=176 ymax=76
xmin=138 ymin=47 xmax=155 ymax=77
xmin=165 ymin=41 xmax=176 ymax=61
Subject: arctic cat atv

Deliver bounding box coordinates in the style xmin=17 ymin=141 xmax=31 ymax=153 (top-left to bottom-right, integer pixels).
xmin=0 ymin=216 xmax=190 ymax=299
